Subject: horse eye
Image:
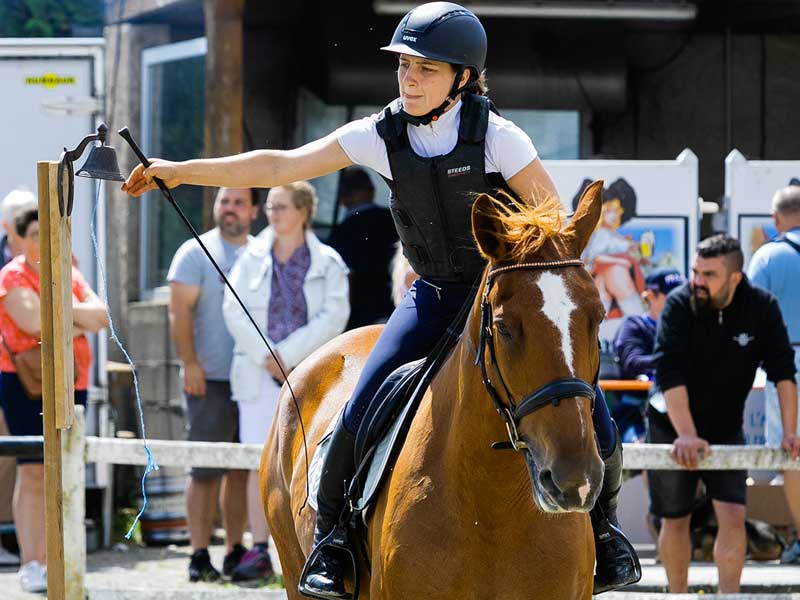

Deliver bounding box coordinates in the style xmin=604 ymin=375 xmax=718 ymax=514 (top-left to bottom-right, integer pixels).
xmin=494 ymin=320 xmax=513 ymax=339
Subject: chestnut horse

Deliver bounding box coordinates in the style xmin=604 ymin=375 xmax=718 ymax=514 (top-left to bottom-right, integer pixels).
xmin=263 ymin=181 xmax=607 ymax=599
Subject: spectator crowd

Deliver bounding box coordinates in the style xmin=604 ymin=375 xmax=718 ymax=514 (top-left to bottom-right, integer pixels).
xmin=0 ymin=169 xmax=408 ymax=592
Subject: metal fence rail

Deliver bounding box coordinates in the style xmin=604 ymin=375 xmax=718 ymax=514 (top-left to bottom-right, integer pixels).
xmin=82 ymin=436 xmax=800 ymax=471
xmin=85 ymin=437 xmax=262 ymax=469
xmin=0 ymin=435 xmax=44 ymax=458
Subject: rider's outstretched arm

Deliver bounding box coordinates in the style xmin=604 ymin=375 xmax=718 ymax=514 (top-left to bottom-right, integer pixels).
xmin=122 ymin=131 xmax=353 ymax=196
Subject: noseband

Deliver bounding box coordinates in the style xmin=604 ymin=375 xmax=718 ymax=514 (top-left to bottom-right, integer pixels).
xmin=475 ymin=259 xmax=598 ymax=452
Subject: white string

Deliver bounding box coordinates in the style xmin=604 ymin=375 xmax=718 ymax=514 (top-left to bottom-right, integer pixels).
xmin=91 ymin=182 xmax=158 ymax=539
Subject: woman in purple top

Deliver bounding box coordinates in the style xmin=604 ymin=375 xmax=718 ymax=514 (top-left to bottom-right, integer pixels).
xmin=222 ymin=181 xmax=350 ymax=582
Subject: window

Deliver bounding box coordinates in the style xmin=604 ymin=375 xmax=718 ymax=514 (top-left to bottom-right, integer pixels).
xmin=502 ymin=109 xmax=580 ymax=160
xmin=140 ymin=37 xmax=206 ymax=294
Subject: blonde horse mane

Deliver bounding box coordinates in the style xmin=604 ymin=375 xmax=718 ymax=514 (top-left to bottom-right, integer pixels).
xmin=474 ymin=190 xmax=567 ymax=262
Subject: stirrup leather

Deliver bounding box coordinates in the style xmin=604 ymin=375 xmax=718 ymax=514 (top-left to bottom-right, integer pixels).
xmin=298 ymin=525 xmax=360 ymax=600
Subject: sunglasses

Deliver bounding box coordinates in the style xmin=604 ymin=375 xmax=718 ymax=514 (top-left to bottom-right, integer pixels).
xmin=265 ymin=203 xmax=293 ymax=212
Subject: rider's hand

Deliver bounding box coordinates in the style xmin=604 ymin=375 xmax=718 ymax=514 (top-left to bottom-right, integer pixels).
xmin=182 ymin=360 xmax=206 ymax=397
xmin=783 ymin=434 xmax=800 ymax=461
xmin=121 ymin=158 xmax=182 ymax=197
xmin=670 ymin=434 xmax=711 ymax=470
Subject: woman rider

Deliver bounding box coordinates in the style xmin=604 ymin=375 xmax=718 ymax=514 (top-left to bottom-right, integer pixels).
xmin=123 ymin=3 xmax=640 ymax=596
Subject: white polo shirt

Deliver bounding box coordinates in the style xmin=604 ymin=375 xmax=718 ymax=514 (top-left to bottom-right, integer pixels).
xmin=334 ymin=99 xmax=538 ymax=182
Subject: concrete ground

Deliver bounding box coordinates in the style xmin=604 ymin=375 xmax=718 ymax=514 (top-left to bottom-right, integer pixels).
xmin=0 ymin=540 xmax=284 ymax=600
xmin=1 ymin=542 xmax=799 ymax=598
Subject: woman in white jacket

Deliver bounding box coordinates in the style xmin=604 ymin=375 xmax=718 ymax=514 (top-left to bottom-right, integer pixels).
xmin=222 ymin=181 xmax=349 ymax=581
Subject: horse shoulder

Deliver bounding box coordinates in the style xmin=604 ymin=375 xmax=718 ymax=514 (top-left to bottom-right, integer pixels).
xmin=368 ymin=391 xmax=465 ymax=597
xmin=263 ymin=325 xmax=384 ymax=585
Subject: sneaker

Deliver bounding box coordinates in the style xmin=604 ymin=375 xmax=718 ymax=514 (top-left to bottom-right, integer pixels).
xmin=19 ymin=560 xmax=47 ymax=593
xmin=223 ymin=543 xmax=247 ymax=577
xmin=781 ymin=539 xmax=800 ymax=564
xmin=231 ymin=543 xmax=275 ymax=582
xmin=188 ymin=548 xmax=221 ymax=582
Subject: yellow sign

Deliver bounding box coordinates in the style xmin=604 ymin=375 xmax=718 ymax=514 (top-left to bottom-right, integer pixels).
xmin=25 ymin=72 xmax=76 ymax=89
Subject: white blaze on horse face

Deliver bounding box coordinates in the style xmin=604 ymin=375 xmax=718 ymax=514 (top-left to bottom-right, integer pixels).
xmin=536 ymin=271 xmax=577 ymax=375
xmin=578 ymin=479 xmax=592 ymax=507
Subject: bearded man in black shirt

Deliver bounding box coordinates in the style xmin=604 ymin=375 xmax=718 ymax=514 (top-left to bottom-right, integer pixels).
xmin=648 ymin=234 xmax=800 ymax=594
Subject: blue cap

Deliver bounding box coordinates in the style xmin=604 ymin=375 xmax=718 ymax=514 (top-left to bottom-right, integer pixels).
xmin=645 ymin=268 xmax=684 ymax=295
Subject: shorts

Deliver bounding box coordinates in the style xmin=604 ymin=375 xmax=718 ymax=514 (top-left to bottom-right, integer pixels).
xmin=646 ymin=410 xmax=747 ymax=518
xmin=0 ymin=371 xmax=87 ymax=465
xmin=236 ymin=374 xmax=280 ymax=446
xmin=764 ymin=351 xmax=800 ymax=448
xmin=185 ymin=380 xmax=239 ymax=479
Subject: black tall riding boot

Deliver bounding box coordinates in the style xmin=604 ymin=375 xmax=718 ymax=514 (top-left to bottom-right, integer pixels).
xmin=591 ymin=426 xmax=642 ymax=594
xmin=299 ymin=415 xmax=357 ymax=599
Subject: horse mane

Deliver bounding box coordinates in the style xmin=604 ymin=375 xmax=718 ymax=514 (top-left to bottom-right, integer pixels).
xmin=475 ymin=190 xmax=567 ymax=262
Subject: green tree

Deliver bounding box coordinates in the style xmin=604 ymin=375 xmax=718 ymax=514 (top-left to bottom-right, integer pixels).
xmin=0 ymin=0 xmax=103 ymax=37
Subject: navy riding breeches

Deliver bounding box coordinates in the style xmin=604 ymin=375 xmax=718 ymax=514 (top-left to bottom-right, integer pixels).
xmin=342 ymin=278 xmax=617 ymax=459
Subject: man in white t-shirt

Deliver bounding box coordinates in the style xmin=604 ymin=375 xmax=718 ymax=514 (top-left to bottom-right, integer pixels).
xmin=167 ymin=187 xmax=259 ymax=582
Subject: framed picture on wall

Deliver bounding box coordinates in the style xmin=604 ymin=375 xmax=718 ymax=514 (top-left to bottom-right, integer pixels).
xmin=582 ymin=214 xmax=688 ymax=348
xmin=547 ymin=162 xmax=698 ymax=353
xmin=738 ymin=214 xmax=778 ymax=269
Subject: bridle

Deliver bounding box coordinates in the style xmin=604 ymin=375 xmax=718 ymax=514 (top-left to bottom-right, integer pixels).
xmin=476 ymin=259 xmax=598 ymax=452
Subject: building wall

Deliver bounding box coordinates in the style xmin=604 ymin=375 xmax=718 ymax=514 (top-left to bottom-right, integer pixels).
xmin=243 ymin=27 xmax=299 ymax=152
xmin=595 ymin=32 xmax=800 ymax=221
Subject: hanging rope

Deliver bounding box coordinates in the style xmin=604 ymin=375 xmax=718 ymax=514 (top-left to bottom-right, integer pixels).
xmin=90 ymin=182 xmax=158 ymax=539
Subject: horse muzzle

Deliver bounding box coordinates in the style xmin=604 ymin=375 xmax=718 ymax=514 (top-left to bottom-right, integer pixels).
xmin=524 ymin=449 xmax=603 ymax=513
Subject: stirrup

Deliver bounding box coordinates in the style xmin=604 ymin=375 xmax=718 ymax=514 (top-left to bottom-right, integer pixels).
xmin=592 ymin=518 xmax=642 ymax=594
xmin=298 ymin=525 xmax=359 ymax=600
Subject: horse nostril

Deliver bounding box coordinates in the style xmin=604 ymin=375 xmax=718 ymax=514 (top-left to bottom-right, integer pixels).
xmin=538 ymin=469 xmax=557 ymax=493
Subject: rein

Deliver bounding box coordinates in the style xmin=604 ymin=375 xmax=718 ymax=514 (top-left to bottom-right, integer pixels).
xmin=475 ymin=259 xmax=598 ymax=451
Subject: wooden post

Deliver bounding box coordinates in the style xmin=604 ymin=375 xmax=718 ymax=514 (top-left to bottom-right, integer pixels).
xmin=38 ymin=160 xmax=76 ymax=600
xmin=202 ymin=0 xmax=245 ymax=229
xmin=63 ymin=404 xmax=86 ymax=599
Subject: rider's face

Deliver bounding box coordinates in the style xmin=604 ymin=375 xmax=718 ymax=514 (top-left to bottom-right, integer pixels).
xmin=397 ymin=54 xmax=457 ymax=116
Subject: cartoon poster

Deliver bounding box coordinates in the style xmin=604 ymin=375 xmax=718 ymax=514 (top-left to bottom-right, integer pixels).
xmin=544 ymin=150 xmax=699 ymax=349
xmin=725 ymin=149 xmax=800 ymax=269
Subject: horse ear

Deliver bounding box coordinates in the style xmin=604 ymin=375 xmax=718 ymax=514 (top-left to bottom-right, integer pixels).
xmin=472 ymin=193 xmax=507 ymax=261
xmin=565 ymin=179 xmax=603 ymax=255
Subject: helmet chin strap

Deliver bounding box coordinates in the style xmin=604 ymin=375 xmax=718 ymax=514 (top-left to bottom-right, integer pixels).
xmin=400 ymin=66 xmax=469 ymax=127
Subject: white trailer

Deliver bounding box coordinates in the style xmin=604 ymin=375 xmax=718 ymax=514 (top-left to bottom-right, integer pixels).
xmin=0 ymin=38 xmax=111 ymax=542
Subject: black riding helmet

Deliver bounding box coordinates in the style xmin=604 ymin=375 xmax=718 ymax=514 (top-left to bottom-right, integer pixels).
xmin=381 ymin=2 xmax=487 ymax=126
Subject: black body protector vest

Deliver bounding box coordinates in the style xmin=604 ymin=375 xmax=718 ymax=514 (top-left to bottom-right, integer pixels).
xmin=376 ymin=93 xmax=516 ymax=284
